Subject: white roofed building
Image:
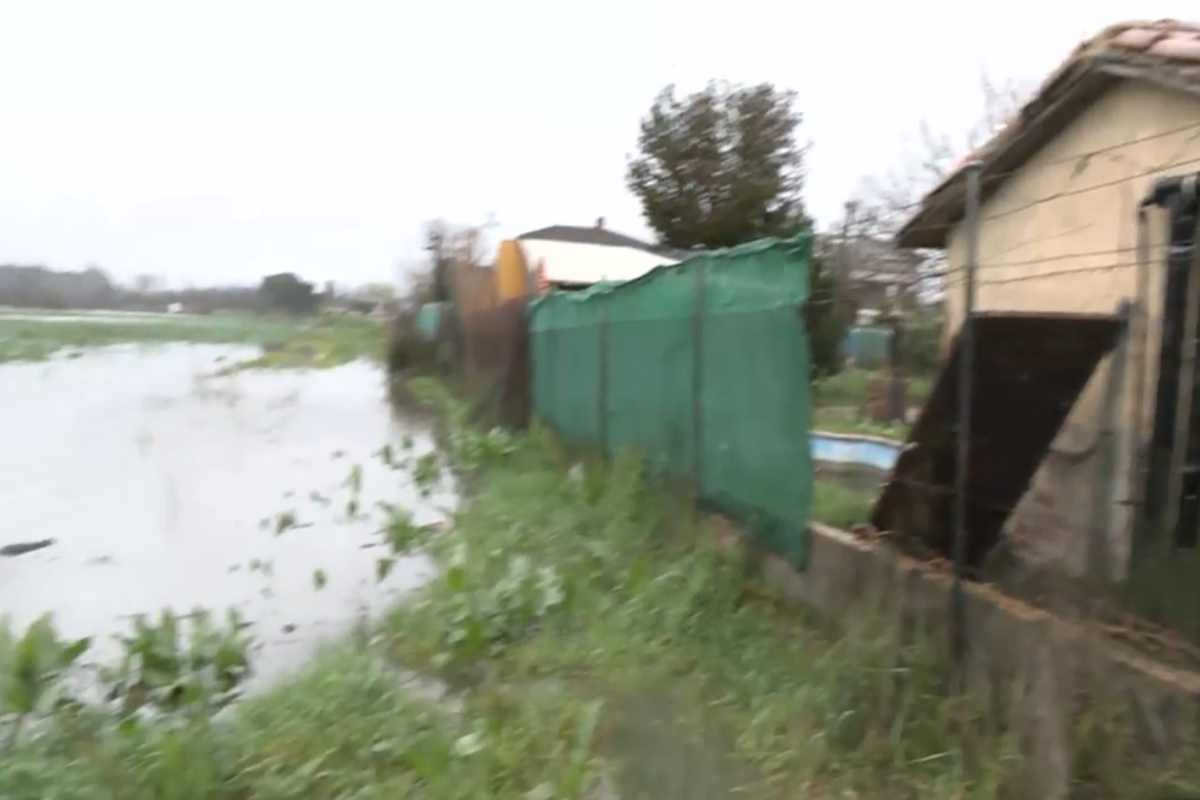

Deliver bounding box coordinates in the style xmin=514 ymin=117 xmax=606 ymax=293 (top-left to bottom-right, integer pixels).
xmin=516 ymin=219 xmax=682 ymax=289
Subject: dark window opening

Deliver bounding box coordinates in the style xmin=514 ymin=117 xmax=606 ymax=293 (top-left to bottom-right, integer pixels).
xmin=1144 ymin=194 xmax=1200 ymax=548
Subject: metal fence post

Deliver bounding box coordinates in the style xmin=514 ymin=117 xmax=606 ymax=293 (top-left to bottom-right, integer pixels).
xmin=545 ymin=306 xmax=558 ymax=431
xmin=1130 ymin=206 xmax=1153 ymax=558
xmin=599 ymin=303 xmax=610 ymax=455
xmin=953 ymin=161 xmax=983 ymax=664
xmin=693 ymin=259 xmax=706 ymax=487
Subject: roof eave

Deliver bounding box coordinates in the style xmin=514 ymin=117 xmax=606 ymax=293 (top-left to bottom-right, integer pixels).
xmin=897 ymin=61 xmax=1132 ymax=250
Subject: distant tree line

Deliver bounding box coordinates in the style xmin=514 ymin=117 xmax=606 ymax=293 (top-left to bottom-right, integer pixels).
xmin=257 ymin=273 xmax=318 ymax=315
xmin=0 ymin=265 xmax=390 ymax=317
xmin=0 ymin=265 xmax=121 ymax=310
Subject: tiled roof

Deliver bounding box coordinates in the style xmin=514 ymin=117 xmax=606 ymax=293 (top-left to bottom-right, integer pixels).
xmin=1106 ymin=19 xmax=1200 ymax=63
xmin=517 ymin=225 xmax=682 ymax=259
xmin=898 ymin=19 xmax=1200 ymax=249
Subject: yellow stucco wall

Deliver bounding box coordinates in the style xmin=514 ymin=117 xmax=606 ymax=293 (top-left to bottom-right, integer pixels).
xmin=939 ymin=80 xmax=1200 ymax=577
xmin=495 ymin=240 xmax=530 ymax=301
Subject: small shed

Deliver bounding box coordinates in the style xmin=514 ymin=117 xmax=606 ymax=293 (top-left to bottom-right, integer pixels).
xmin=494 ymin=220 xmax=682 ymax=300
xmin=897 ymin=19 xmax=1200 ymax=577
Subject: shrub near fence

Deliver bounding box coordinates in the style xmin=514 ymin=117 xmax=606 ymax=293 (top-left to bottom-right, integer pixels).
xmin=530 ymin=235 xmax=814 ymax=565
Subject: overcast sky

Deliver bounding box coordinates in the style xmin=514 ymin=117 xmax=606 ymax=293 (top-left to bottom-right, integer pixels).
xmin=2 ymin=1 xmax=1196 ymax=288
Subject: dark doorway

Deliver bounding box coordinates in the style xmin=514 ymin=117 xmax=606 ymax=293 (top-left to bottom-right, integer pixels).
xmin=871 ymin=312 xmax=1121 ymax=567
xmin=1144 ymin=192 xmax=1200 ymax=548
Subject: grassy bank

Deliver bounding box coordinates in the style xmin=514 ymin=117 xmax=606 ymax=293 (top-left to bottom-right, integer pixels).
xmin=0 ymin=311 xmax=384 ymax=367
xmin=0 ymin=377 xmax=1016 ymax=798
xmin=377 ymin=383 xmax=1022 ymax=798
xmin=2 ymin=639 xmax=602 ymax=799
xmin=376 ymin=387 xmax=1200 ymax=798
xmin=8 ymin=377 xmax=1200 ymax=796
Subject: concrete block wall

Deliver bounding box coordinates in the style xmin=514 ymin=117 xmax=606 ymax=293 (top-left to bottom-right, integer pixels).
xmin=724 ymin=521 xmax=1200 ymax=797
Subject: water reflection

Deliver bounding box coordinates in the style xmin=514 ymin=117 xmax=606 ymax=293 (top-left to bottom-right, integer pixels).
xmin=0 ymin=344 xmax=452 ymax=687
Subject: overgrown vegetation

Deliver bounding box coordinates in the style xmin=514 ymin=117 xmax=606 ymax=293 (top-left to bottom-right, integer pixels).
xmin=0 ymin=616 xmax=89 ymax=748
xmin=9 ymin=376 xmax=1195 ymax=797
xmin=379 ymin=379 xmax=1019 ymax=798
xmin=814 ymin=367 xmax=931 ymax=409
xmin=810 ymin=367 xmax=934 ymax=439
xmin=812 ymin=406 xmax=909 ymax=440
xmin=0 ymin=377 xmax=1015 ymax=798
xmin=811 ymin=479 xmax=876 ymax=529
xmin=0 ymin=311 xmax=383 ymax=367
xmin=1 ymin=637 xmax=603 ymax=799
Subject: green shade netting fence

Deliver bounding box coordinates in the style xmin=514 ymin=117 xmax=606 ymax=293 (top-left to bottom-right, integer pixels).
xmin=530 ymin=235 xmax=813 ymax=566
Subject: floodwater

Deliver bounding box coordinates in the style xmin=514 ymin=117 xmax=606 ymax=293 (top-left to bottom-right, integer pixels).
xmin=0 ymin=308 xmax=198 ymax=323
xmin=0 ymin=344 xmax=453 ymax=687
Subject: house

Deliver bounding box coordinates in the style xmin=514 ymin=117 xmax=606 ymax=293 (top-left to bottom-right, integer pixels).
xmin=494 ymin=219 xmax=681 ymax=299
xmin=897 ymin=19 xmax=1200 ymax=579
xmin=816 ymin=234 xmax=926 ymax=321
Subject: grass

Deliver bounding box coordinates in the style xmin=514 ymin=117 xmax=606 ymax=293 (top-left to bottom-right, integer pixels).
xmin=813 ymin=367 xmax=874 ymax=407
xmin=373 ymin=381 xmax=1019 ymax=798
xmin=811 ymin=367 xmax=933 ymax=440
xmin=0 ymin=311 xmax=384 ymax=368
xmin=812 ymin=405 xmax=909 ymax=440
xmin=811 ymin=479 xmax=876 ymax=529
xmin=1119 ymin=545 xmax=1200 ymax=651
xmin=8 ymin=377 xmax=1200 ymax=796
xmin=0 ymin=378 xmax=1019 ymax=799
xmin=218 ymin=314 xmax=386 ymax=372
xmin=0 ymin=645 xmax=603 ymax=799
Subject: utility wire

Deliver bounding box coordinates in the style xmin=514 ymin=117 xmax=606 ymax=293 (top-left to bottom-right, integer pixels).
xmin=940 ymin=259 xmax=1141 ymax=290
xmin=982 ymin=242 xmax=1170 ymax=269
xmin=984 ymin=155 xmax=1200 ymax=224
xmin=895 ymin=149 xmax=1200 ymax=241
xmin=864 ymin=118 xmax=1200 ymax=223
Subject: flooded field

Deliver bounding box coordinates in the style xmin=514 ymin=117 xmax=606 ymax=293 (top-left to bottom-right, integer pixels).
xmin=0 ymin=343 xmax=452 ymax=687
xmin=0 ymin=307 xmax=202 ymax=323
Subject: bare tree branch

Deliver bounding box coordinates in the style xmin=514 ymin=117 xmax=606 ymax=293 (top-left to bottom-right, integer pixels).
xmin=843 ymin=74 xmax=1032 ymax=303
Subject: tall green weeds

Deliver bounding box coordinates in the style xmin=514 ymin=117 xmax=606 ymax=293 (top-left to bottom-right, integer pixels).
xmin=380 ymin=381 xmax=1019 ymax=798
xmin=811 ymin=478 xmax=875 ymax=529
xmin=0 ymin=374 xmax=1018 ymax=798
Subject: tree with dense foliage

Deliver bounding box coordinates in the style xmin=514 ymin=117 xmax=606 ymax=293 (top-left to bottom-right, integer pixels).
xmin=258 ymin=273 xmax=318 ymax=315
xmin=626 ymin=82 xmax=808 ymax=249
xmin=807 ymin=252 xmax=855 ymax=377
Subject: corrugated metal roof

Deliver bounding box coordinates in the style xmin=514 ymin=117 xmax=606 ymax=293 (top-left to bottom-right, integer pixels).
xmin=517 ymin=239 xmax=678 ymax=286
